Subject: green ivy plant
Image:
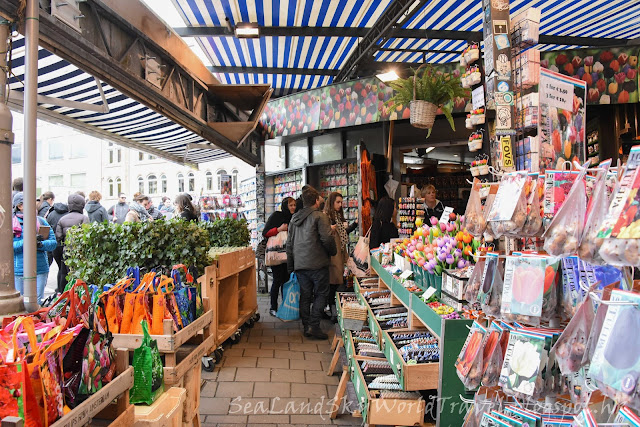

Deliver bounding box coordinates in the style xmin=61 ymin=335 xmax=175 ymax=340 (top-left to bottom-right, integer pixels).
xmin=64 ymin=218 xmax=251 ymax=286
xmin=386 ymin=65 xmax=469 ymax=137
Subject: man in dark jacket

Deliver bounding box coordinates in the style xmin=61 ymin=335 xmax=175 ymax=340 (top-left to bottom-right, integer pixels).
xmin=108 ymin=193 xmax=129 ymax=224
xmin=287 ymin=186 xmax=336 ymax=339
xmin=45 ymin=202 xmax=69 ymax=274
xmin=295 ymin=185 xmax=310 ymax=213
xmin=55 ymin=194 xmax=89 ymax=292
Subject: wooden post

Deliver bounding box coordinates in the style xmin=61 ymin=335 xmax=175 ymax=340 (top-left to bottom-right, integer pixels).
xmin=116 ymin=349 xmax=129 ymax=416
xmin=327 ymin=338 xmax=344 ymax=376
xmin=386 ymin=120 xmax=395 ymax=173
xmin=330 ymin=368 xmax=349 ymax=419
xmin=1 ymin=417 xmax=23 ymax=427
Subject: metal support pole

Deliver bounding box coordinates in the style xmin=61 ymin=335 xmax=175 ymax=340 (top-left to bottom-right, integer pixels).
xmin=0 ymin=20 xmax=25 ymax=315
xmin=23 ymin=0 xmax=39 ymax=311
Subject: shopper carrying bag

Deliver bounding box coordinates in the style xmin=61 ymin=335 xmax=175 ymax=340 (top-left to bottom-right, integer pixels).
xmin=263 ymin=197 xmax=297 ymax=317
xmin=348 ymin=227 xmax=372 ymax=277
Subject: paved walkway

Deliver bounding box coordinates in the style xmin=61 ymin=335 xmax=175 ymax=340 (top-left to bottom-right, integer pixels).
xmin=200 ymin=295 xmax=361 ymax=426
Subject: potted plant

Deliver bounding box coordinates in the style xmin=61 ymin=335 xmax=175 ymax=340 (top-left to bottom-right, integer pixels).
xmin=387 ymin=64 xmax=469 ymax=136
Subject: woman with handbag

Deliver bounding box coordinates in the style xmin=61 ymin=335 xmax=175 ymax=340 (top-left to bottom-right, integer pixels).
xmin=369 ymin=196 xmax=399 ymax=250
xmin=324 ymin=192 xmax=357 ymax=322
xmin=263 ymin=197 xmax=296 ymax=316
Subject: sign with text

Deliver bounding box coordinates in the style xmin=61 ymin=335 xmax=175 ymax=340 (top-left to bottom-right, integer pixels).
xmin=472 ymin=86 xmax=485 ymax=109
xmin=501 ymin=136 xmax=515 ymax=169
xmin=540 ymin=71 xmax=574 ymax=111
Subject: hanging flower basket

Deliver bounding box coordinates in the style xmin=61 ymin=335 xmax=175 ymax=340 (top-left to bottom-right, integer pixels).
xmin=410 ymin=100 xmax=438 ymax=129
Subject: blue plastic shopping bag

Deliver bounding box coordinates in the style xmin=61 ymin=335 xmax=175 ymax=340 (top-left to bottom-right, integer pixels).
xmin=277 ymin=273 xmax=300 ymax=321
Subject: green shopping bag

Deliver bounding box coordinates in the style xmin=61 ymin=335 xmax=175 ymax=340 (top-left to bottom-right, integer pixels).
xmin=130 ymin=320 xmax=164 ymax=405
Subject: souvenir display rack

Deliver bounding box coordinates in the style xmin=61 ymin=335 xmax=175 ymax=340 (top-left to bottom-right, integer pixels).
xmin=398 ymin=197 xmax=425 ymax=239
xmin=199 ymin=194 xmax=244 ymax=221
xmin=239 ymin=177 xmax=259 ymax=249
xmin=265 ymin=168 xmax=304 ymax=218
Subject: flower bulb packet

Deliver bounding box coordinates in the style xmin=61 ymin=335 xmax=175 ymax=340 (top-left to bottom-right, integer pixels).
xmin=482 ymin=322 xmax=505 ymax=387
xmin=589 ymin=289 xmax=640 ymax=410
xmin=552 ymin=296 xmax=595 ymax=375
xmin=457 ymin=321 xmax=486 ymax=389
xmin=499 ymin=331 xmax=546 ymax=397
xmin=488 ymin=173 xmax=529 ymax=237
xmin=491 ymin=410 xmax=525 ymax=427
xmin=543 ymin=170 xmax=580 ymax=226
xmin=477 ymin=254 xmax=500 ymax=305
xmin=502 ymin=256 xmax=546 ymax=323
xmin=480 ymin=412 xmax=513 ymax=427
xmin=504 ymin=406 xmax=542 ymax=427
xmin=613 ymin=406 xmax=640 ymax=427
xmin=578 ymin=161 xmax=612 ymax=264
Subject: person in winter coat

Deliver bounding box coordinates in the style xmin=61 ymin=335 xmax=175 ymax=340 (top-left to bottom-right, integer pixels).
xmin=159 ymin=196 xmax=175 ymax=218
xmin=37 ymin=191 xmax=54 ymax=218
xmin=324 ymin=192 xmax=358 ymax=322
xmin=369 ymin=196 xmax=399 ymax=250
xmin=125 ymin=195 xmax=152 ymax=222
xmin=55 ymin=194 xmax=89 ymax=291
xmin=146 ymin=199 xmax=164 ymax=220
xmin=174 ymin=194 xmax=198 ymax=221
xmin=12 ymin=192 xmax=57 ymax=305
xmin=295 ymin=185 xmax=310 ymax=213
xmin=108 ymin=193 xmax=129 ymax=224
xmin=44 ymin=202 xmax=69 ymax=291
xmin=85 ymin=191 xmax=109 ymax=223
xmin=286 ymin=186 xmax=337 ymax=339
xmin=263 ymin=197 xmax=296 ymax=316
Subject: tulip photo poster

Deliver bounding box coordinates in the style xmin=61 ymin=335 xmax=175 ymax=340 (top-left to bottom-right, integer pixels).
xmin=499 ymin=331 xmax=545 ymax=396
xmin=538 ymin=69 xmax=587 ymax=171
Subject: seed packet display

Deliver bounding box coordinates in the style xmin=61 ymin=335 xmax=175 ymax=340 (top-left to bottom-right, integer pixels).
xmin=492 ymin=410 xmax=525 ymax=427
xmin=589 ymin=289 xmax=640 ymax=410
xmin=499 ymin=331 xmax=546 ymax=397
xmin=480 ymin=413 xmax=513 ymax=427
xmin=597 ymin=146 xmax=640 ymax=266
xmin=502 ymin=256 xmax=546 ymax=324
xmin=457 ymin=321 xmax=486 ymax=389
xmin=614 ymin=406 xmax=640 ymax=426
xmin=504 ymin=405 xmax=542 ymax=427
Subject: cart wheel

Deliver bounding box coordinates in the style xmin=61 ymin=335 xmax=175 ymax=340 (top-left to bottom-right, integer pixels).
xmin=254 ymin=312 xmax=261 ymax=322
xmin=213 ymin=349 xmax=224 ymax=364
xmin=201 ymin=356 xmax=215 ymax=372
xmin=230 ymin=332 xmax=242 ymax=344
xmin=245 ymin=318 xmax=255 ymax=328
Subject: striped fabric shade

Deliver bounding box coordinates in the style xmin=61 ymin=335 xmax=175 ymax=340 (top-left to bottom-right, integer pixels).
xmin=8 ymin=36 xmax=231 ymax=164
xmin=174 ymin=0 xmax=640 ymax=96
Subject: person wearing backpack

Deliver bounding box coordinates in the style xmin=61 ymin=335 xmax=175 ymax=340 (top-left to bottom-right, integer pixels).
xmin=55 ymin=194 xmax=89 ymax=291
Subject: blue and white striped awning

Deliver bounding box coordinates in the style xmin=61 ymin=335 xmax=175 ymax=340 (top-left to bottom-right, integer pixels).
xmin=172 ymin=0 xmax=640 ymax=96
xmin=8 ymin=36 xmax=231 ymax=164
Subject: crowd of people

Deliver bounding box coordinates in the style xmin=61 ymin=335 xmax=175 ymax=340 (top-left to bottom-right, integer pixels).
xmin=264 ymin=184 xmax=399 ymax=340
xmin=10 ymin=177 xmax=200 ymax=305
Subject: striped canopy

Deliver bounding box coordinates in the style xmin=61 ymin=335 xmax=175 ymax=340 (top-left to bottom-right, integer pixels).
xmin=173 ymin=0 xmax=640 ymax=96
xmin=8 ymin=36 xmax=231 ymax=164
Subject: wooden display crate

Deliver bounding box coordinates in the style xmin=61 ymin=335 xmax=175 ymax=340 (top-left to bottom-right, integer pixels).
xmin=381 ymin=330 xmax=439 ymax=391
xmin=199 ymin=247 xmax=258 ymax=347
xmin=50 ymin=351 xmax=134 ymax=427
xmin=134 ymin=387 xmax=186 ymax=427
xmin=163 ymin=332 xmax=216 ymax=385
xmin=349 ymin=357 xmax=426 ymax=426
xmin=170 ymin=356 xmax=202 ymax=427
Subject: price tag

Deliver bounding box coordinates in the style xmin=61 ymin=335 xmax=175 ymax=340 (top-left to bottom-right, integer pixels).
xmin=399 ymin=270 xmax=413 ymax=280
xmin=439 ymin=207 xmax=454 ymax=223
xmin=423 ymin=287 xmax=437 ymax=300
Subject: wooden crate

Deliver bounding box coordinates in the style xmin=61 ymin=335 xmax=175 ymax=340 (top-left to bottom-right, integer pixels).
xmin=50 ymin=351 xmax=134 ymax=427
xmin=163 ymin=332 xmax=216 ymax=385
xmin=207 ymin=247 xmax=255 ymax=279
xmin=134 ymin=387 xmax=186 ymax=427
xmin=170 ymin=359 xmax=202 ymax=427
xmin=381 ymin=330 xmax=439 ymax=391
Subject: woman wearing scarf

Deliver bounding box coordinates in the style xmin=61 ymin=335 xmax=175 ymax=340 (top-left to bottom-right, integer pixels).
xmin=12 ymin=192 xmax=57 ymax=305
xmin=125 ymin=194 xmax=153 ymax=222
xmin=263 ymin=197 xmax=296 ymax=316
xmin=324 ymin=192 xmax=358 ymax=322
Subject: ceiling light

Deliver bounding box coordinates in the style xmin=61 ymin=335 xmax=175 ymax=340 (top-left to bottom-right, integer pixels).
xmin=235 ymin=22 xmax=260 ymax=38
xmin=453 ymin=154 xmax=459 ymax=157
xmin=425 ymin=146 xmax=435 ymax=153
xmin=376 ymin=70 xmax=399 ymax=82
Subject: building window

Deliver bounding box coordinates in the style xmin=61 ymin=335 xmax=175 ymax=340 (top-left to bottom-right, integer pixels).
xmin=161 ymin=174 xmax=167 ymax=193
xmin=177 ymin=173 xmax=184 ymax=193
xmin=70 ymin=173 xmax=86 ymax=191
xmin=232 ymin=169 xmax=238 ymax=195
xmin=188 ymin=172 xmax=195 ymax=192
xmin=205 ymin=171 xmax=213 ymax=191
xmin=70 ymin=140 xmax=88 ymax=159
xmin=109 ymin=150 xmax=114 ymax=164
xmin=139 ymin=151 xmax=144 ymax=161
xmin=116 ymin=178 xmax=122 ymax=195
xmin=148 ymin=174 xmax=157 ymax=194
xmin=49 ymin=140 xmax=64 ymax=160
xmin=11 ymin=143 xmax=21 ymax=164
xmin=138 ymin=176 xmax=144 ymax=193
xmin=108 ymin=178 xmax=114 ymax=197
xmin=49 ymin=175 xmax=64 ymax=188
xmin=216 ymin=169 xmax=228 ymax=192
xmin=117 ymin=149 xmax=122 ymax=163
xmin=148 ymin=154 xmax=156 ymax=160
xmin=37 ymin=139 xmax=46 ymax=161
